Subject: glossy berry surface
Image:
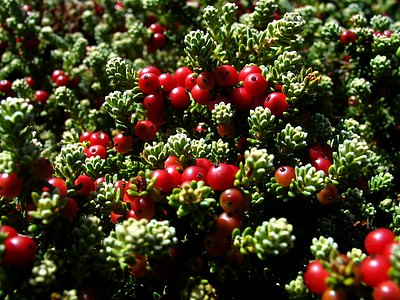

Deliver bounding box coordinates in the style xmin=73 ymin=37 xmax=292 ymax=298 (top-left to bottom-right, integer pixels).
xmin=364 ymin=228 xmax=396 ymax=256
xmin=303 ymin=260 xmax=330 ymax=295
xmin=135 ymin=120 xmax=157 ymax=141
xmin=274 ymin=166 xmax=296 ymax=187
xmin=113 ymin=133 xmax=134 ymax=154
xmin=0 ymin=173 xmax=23 ymax=199
xmin=360 ymin=255 xmax=391 ymax=287
xmin=3 ymin=235 xmax=37 ymax=268
xmin=372 ymin=280 xmax=400 ymax=300
xmin=264 ymin=92 xmax=288 ymax=117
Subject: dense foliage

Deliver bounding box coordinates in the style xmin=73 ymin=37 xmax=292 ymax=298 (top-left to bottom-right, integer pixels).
xmin=1 ymin=0 xmax=400 ymax=299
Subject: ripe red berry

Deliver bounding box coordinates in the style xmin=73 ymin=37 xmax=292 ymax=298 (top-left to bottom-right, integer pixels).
xmin=185 ymin=73 xmax=197 ymax=91
xmin=372 ymin=280 xmax=400 ymax=300
xmin=3 ymin=235 xmax=37 ymax=268
xmin=204 ymin=230 xmax=231 ymax=257
xmin=113 ymin=133 xmax=134 ymax=154
xmin=316 ymin=184 xmax=339 ymax=205
xmin=0 ymin=225 xmax=18 ymax=239
xmin=219 ymin=188 xmax=245 ymax=213
xmin=34 ymin=90 xmax=49 ymax=103
xmin=230 ymin=87 xmax=253 ymax=111
xmin=309 ymin=142 xmax=333 ymax=162
xmin=149 ymin=23 xmax=165 ymax=33
xmin=175 ymin=66 xmax=192 ymax=87
xmin=239 ymin=65 xmax=262 ymax=82
xmin=0 ymin=79 xmax=13 ymax=95
xmin=360 ymin=255 xmax=391 ymax=287
xmin=139 ymin=73 xmax=160 ymax=94
xmin=217 ymin=122 xmax=237 ymax=138
xmin=197 ymin=71 xmax=215 ymax=91
xmin=32 ymin=157 xmax=55 ymax=180
xmin=181 ymin=165 xmax=208 ymax=185
xmin=151 ymin=169 xmax=174 ymax=194
xmin=340 ymin=30 xmax=357 ymax=46
xmin=364 ymin=228 xmax=396 ymax=256
xmin=74 ymin=175 xmax=96 ymax=197
xmin=147 ymin=32 xmax=167 ymax=52
xmin=216 ymin=211 xmax=242 ymax=236
xmin=135 ymin=120 xmax=157 ymax=141
xmin=244 ymin=73 xmax=268 ymax=96
xmin=0 ymin=173 xmax=23 ymax=199
xmin=85 ymin=144 xmax=107 ymax=159
xmin=142 ymin=93 xmax=164 ymax=113
xmin=158 ymin=73 xmax=177 ymax=93
xmin=274 ymin=166 xmax=296 ymax=187
xmin=303 ymin=260 xmax=330 ymax=295
xmin=264 ymin=92 xmax=288 ymax=117
xmin=169 ymin=87 xmax=191 ymax=109
xmin=89 ymin=131 xmax=111 ymax=148
xmin=207 ymin=163 xmax=236 ymax=192
xmin=139 ymin=65 xmax=161 ymax=77
xmin=191 ymin=84 xmax=212 ymax=105
xmin=213 ymin=65 xmax=239 ymax=86
xmin=79 ymin=131 xmax=92 ymax=143
xmin=55 ymin=74 xmax=69 ymax=87
xmin=51 ymin=70 xmax=64 ymax=82
xmin=46 ymin=177 xmax=68 ymax=198
xmin=312 ymin=157 xmax=332 ymax=175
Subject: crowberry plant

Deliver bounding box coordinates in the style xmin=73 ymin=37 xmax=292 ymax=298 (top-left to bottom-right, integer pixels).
xmin=1 ymin=0 xmax=400 ymax=299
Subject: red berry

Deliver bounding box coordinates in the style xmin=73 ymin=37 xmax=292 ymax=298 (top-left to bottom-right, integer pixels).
xmin=55 ymin=74 xmax=69 ymax=87
xmin=312 ymin=157 xmax=332 ymax=175
xmin=185 ymin=73 xmax=197 ymax=91
xmin=207 ymin=163 xmax=236 ymax=192
xmin=0 ymin=225 xmax=18 ymax=239
xmin=309 ymin=142 xmax=333 ymax=162
xmin=90 ymin=131 xmax=111 ymax=148
xmin=204 ymin=230 xmax=231 ymax=257
xmin=142 ymin=93 xmax=164 ymax=113
xmin=316 ymin=184 xmax=339 ymax=205
xmin=365 ymin=228 xmax=396 ymax=256
xmin=274 ymin=166 xmax=296 ymax=187
xmin=191 ymin=85 xmax=212 ymax=105
xmin=74 ymin=175 xmax=96 ymax=197
xmin=340 ymin=30 xmax=357 ymax=46
xmin=113 ymin=133 xmax=134 ymax=154
xmin=174 ymin=66 xmax=192 ymax=87
xmin=181 ymin=165 xmax=208 ymax=185
xmin=164 ymin=164 xmax=182 ymax=188
xmin=373 ymin=280 xmax=400 ymax=300
xmin=147 ymin=33 xmax=167 ymax=51
xmin=46 ymin=177 xmax=68 ymax=198
xmin=158 ymin=73 xmax=177 ymax=93
xmin=139 ymin=66 xmax=161 ymax=77
xmin=303 ymin=260 xmax=330 ymax=295
xmin=79 ymin=131 xmax=92 ymax=143
xmin=219 ymin=188 xmax=245 ymax=213
xmin=86 ymin=144 xmax=107 ymax=159
xmin=32 ymin=157 xmax=55 ymax=180
xmin=135 ymin=120 xmax=157 ymax=141
xmin=110 ymin=211 xmax=124 ymax=224
xmin=3 ymin=235 xmax=37 ymax=268
xmin=264 ymin=92 xmax=288 ymax=117
xmin=151 ymin=169 xmax=174 ymax=194
xmin=139 ymin=73 xmax=160 ymax=94
xmin=360 ymin=255 xmax=391 ymax=287
xmin=213 ymin=65 xmax=239 ymax=86
xmin=0 ymin=80 xmax=13 ymax=95
xmin=124 ymin=195 xmax=155 ymax=220
xmin=197 ymin=71 xmax=215 ymax=91
xmin=244 ymin=73 xmax=268 ymax=96
xmin=51 ymin=70 xmax=64 ymax=83
xmin=216 ymin=211 xmax=242 ymax=236
xmin=149 ymin=23 xmax=165 ymax=33
xmin=217 ymin=122 xmax=237 ymax=138
xmin=0 ymin=173 xmax=23 ymax=199
xmin=34 ymin=90 xmax=49 ymax=103
xmin=169 ymin=87 xmax=191 ymax=109
xmin=238 ymin=65 xmax=262 ymax=82
xmin=230 ymin=87 xmax=253 ymax=111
